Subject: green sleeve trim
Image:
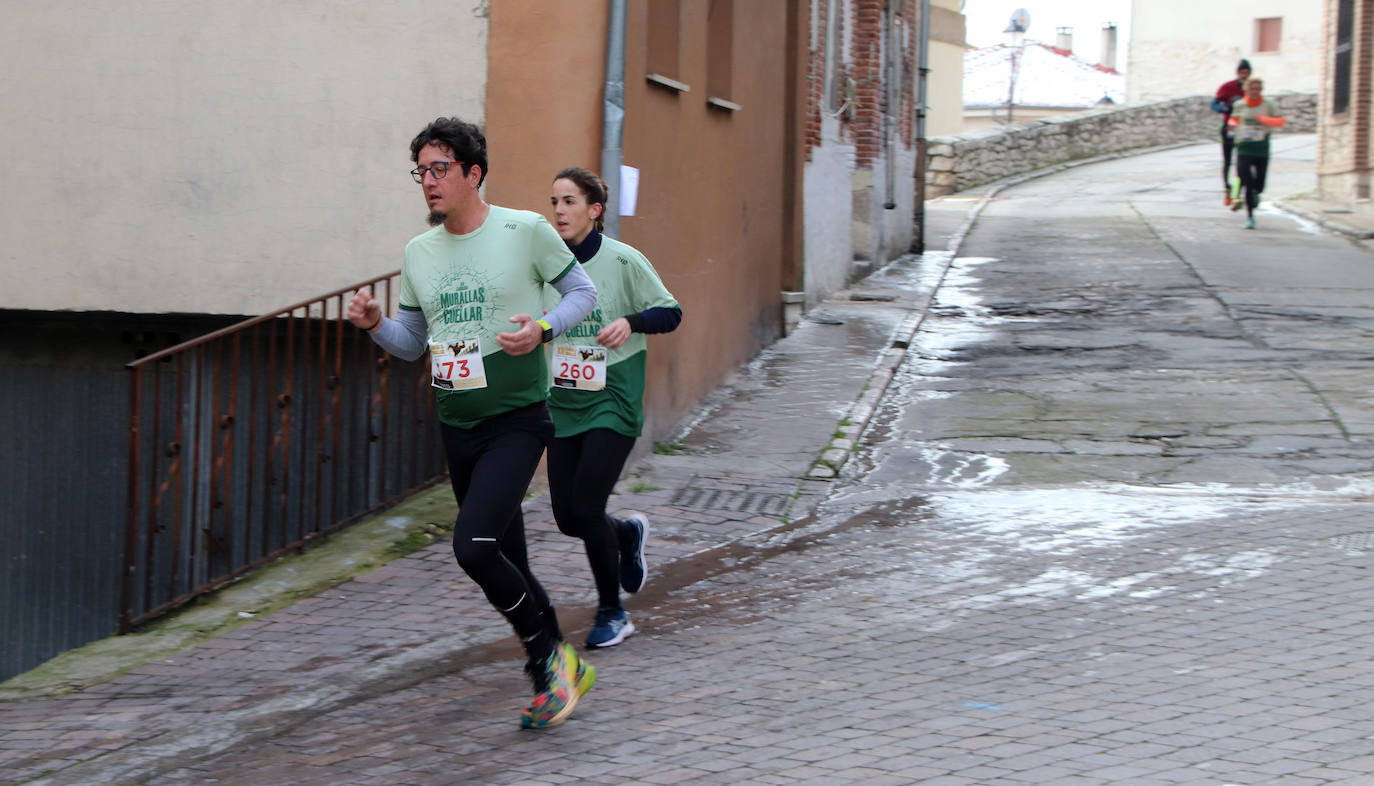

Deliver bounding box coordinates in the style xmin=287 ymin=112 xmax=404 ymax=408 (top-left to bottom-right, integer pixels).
xmin=548 ymin=258 xmax=576 ymax=285
xmin=399 ymin=303 xmax=422 ymax=311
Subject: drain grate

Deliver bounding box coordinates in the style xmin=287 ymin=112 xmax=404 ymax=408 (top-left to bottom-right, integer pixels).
xmin=670 ymin=487 xmax=792 ymax=517
xmin=1327 ymin=532 xmax=1374 ymax=551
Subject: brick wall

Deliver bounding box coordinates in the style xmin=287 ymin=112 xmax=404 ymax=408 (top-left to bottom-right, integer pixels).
xmin=1317 ymin=0 xmax=1374 ymax=203
xmin=851 ymin=0 xmax=882 ymax=166
xmin=806 ymin=0 xmax=918 ymax=164
xmin=805 ymin=0 xmax=827 ymax=158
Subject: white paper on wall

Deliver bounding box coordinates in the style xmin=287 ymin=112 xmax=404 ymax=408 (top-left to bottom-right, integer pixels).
xmin=619 ymin=165 xmax=639 ymax=217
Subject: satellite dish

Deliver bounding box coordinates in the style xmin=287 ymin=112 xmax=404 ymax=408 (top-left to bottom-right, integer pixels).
xmin=1005 ymin=8 xmax=1031 ymax=33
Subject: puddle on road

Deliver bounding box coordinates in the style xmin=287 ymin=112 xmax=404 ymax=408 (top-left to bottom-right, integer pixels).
xmin=262 ymin=474 xmax=1374 ymax=742
xmin=628 ymin=495 xmax=936 ymax=632
xmin=819 ymin=470 xmax=1374 ymax=611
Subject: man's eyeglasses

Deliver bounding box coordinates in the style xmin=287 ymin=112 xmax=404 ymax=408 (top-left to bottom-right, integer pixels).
xmin=411 ymin=161 xmax=463 ymax=183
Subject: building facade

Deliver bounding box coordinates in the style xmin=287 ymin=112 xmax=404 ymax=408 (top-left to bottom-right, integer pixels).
xmin=486 ymin=0 xmax=804 ymax=443
xmin=925 ymin=0 xmax=971 ymax=138
xmin=2 ymin=1 xmax=481 ymax=317
xmin=1317 ymin=0 xmax=1374 ymax=213
xmin=1127 ymin=0 xmax=1321 ymax=104
xmin=1 ymin=0 xmax=487 ymax=683
xmin=804 ymin=0 xmax=961 ymax=305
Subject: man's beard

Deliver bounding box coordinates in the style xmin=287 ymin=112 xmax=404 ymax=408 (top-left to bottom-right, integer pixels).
xmin=426 ymin=210 xmax=447 ymax=227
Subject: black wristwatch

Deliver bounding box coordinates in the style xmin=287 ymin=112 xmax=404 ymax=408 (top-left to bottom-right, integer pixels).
xmin=537 ymin=318 xmax=553 ymax=344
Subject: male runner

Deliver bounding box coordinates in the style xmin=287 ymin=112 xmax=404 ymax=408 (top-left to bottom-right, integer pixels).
xmin=1212 ymin=59 xmax=1251 ymax=207
xmin=347 ymin=117 xmax=597 ymax=729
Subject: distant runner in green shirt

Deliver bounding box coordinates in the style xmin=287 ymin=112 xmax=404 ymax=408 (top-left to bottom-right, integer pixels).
xmin=1226 ymin=77 xmax=1286 ymax=229
xmin=543 ymin=167 xmax=682 ymax=649
xmin=346 ymin=118 xmax=597 ymax=730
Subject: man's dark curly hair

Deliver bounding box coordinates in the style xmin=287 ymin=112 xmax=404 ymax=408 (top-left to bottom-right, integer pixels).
xmin=410 ymin=117 xmax=488 ymax=186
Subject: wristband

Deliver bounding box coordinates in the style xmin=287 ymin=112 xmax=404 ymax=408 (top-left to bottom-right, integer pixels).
xmin=366 ymin=315 xmax=382 ymax=332
xmin=536 ymin=318 xmax=553 ymax=344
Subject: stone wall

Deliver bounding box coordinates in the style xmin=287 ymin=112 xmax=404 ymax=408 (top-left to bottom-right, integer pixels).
xmin=927 ymin=93 xmax=1318 ymax=196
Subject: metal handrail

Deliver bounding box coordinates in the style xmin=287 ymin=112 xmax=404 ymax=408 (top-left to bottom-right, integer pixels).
xmin=121 ymin=272 xmax=446 ymax=632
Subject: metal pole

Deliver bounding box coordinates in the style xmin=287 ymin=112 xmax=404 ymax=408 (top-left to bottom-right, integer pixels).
xmin=601 ymin=0 xmax=627 ymax=238
xmin=1007 ymin=34 xmax=1024 ymax=124
xmin=883 ymin=1 xmax=897 ymax=210
xmin=121 ymin=367 xmax=143 ymax=633
xmin=912 ymin=0 xmax=930 ymax=253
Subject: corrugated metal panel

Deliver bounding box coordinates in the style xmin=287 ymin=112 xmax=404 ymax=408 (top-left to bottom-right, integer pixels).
xmin=0 ymin=316 xmax=203 ymax=682
xmin=1 ymin=293 xmax=446 ymax=682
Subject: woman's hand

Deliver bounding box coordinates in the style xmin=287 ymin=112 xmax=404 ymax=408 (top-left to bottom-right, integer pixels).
xmin=597 ymin=318 xmax=632 ymax=349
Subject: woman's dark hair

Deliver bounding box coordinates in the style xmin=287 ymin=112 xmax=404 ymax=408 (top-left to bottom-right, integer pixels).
xmin=554 ymin=167 xmax=609 ymax=233
xmin=1237 ymin=59 xmax=1252 ymax=73
xmin=411 ymin=117 xmax=488 ymax=186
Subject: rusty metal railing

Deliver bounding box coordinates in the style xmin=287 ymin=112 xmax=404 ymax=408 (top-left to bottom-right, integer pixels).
xmin=121 ymin=272 xmax=446 ymax=632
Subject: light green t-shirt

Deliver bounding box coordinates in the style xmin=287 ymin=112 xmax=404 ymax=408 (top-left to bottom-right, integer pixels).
xmin=1231 ymin=98 xmax=1280 ymax=158
xmin=400 ymin=205 xmax=576 ymax=428
xmin=544 ymin=234 xmax=678 ymax=438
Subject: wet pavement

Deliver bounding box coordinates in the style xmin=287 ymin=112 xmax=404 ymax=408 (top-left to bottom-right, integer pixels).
xmin=6 ymin=134 xmax=1374 ymax=785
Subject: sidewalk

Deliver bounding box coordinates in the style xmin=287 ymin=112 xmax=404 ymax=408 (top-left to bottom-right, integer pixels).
xmin=1275 ymin=191 xmax=1374 ymax=241
xmin=1 ymin=133 xmax=1360 ymax=785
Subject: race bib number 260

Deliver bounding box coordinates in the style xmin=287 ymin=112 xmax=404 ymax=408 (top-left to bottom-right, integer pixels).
xmin=430 ymin=337 xmax=487 ymax=390
xmin=553 ymin=344 xmax=606 ymax=391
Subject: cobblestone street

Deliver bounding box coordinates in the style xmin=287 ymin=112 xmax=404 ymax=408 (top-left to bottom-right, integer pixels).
xmin=6 ymin=136 xmax=1374 ymax=785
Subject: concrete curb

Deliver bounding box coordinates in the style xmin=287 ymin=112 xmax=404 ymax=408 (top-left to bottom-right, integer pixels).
xmin=1273 ymin=198 xmax=1374 ymax=240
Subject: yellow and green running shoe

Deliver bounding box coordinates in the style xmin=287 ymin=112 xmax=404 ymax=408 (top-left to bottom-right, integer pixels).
xmin=575 ymin=650 xmax=596 ymax=697
xmin=521 ymin=642 xmax=586 ymax=729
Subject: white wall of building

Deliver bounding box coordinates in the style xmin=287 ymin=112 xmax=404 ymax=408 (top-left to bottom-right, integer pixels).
xmin=1 ymin=2 xmax=486 ymax=315
xmin=804 ymin=116 xmax=856 ymax=307
xmin=1127 ymin=0 xmax=1320 ymax=104
xmin=851 ymin=145 xmax=917 ymax=272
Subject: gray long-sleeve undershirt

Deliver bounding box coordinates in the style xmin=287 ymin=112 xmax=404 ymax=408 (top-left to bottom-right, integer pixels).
xmin=366 ymin=261 xmax=598 ymax=360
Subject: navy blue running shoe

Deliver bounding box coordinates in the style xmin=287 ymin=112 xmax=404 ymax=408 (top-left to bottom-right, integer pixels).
xmin=585 ymin=605 xmax=636 ymax=649
xmin=618 ymin=512 xmax=650 ymax=594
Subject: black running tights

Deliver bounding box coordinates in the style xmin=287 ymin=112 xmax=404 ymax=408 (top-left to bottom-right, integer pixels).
xmin=1236 ymin=154 xmax=1269 ymax=217
xmin=1221 ymin=124 xmax=1235 ymax=190
xmin=440 ymin=403 xmax=558 ymax=649
xmin=546 ymin=428 xmax=637 ymax=609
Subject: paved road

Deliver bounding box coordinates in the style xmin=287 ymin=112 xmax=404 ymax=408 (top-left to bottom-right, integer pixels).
xmin=823 ymin=133 xmax=1374 ymax=784
xmin=5 ymin=135 xmax=1374 ymax=785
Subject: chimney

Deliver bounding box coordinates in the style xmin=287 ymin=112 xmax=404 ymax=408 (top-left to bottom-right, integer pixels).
xmin=1100 ymin=23 xmax=1118 ymax=71
xmin=1056 ymin=26 xmax=1073 ymax=52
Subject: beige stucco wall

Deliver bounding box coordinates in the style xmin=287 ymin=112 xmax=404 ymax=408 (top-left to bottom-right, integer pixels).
xmin=926 ymin=0 xmax=968 ymax=138
xmin=0 ymin=2 xmax=485 ymax=316
xmin=1128 ymin=0 xmax=1320 ymax=104
xmin=484 ymin=1 xmax=606 ymax=219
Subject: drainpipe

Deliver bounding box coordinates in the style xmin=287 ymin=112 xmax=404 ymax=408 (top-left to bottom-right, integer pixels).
xmin=883 ymin=2 xmax=897 ymax=211
xmin=911 ymin=0 xmax=930 ymax=253
xmin=602 ymin=0 xmax=627 ymax=238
